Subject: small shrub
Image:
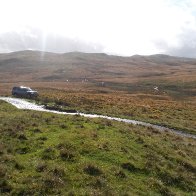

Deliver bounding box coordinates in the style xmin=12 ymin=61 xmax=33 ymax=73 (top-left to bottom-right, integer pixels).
xmin=0 ymin=165 xmax=7 ymax=178
xmin=0 ymin=179 xmax=12 ymax=193
xmin=14 ymin=162 xmax=24 ymax=170
xmin=151 ymin=128 xmax=160 ymax=134
xmin=177 ymin=160 xmax=196 ymax=173
xmin=91 ymin=132 xmax=98 ymax=140
xmin=6 ymin=148 xmax=13 ymax=154
xmin=36 ymin=162 xmax=47 ymax=172
xmin=149 ymin=178 xmax=175 ymax=196
xmin=41 ymin=147 xmax=56 ymax=160
xmin=98 ymin=142 xmax=109 ymax=151
xmin=32 ymin=123 xmax=38 ymax=127
xmin=158 ymin=171 xmax=194 ymax=191
xmin=60 ymin=124 xmax=68 ymax=129
xmin=59 ymin=149 xmax=76 ymax=161
xmin=6 ymin=128 xmax=17 ymax=137
xmin=0 ymin=143 xmax=5 ymax=155
xmin=67 ymin=191 xmax=75 ymax=196
xmin=43 ymin=177 xmax=57 ymax=188
xmin=16 ymin=124 xmax=25 ymax=132
xmin=16 ymin=147 xmax=29 ymax=154
xmin=83 ymin=164 xmax=102 ymax=176
xmin=42 ymin=174 xmax=65 ymax=191
xmin=121 ymin=162 xmax=140 ymax=173
xmin=45 ymin=118 xmax=51 ymax=123
xmin=56 ymin=142 xmax=74 ymax=150
xmin=1 ymin=154 xmax=15 ymax=163
xmin=17 ymin=134 xmax=28 ymax=140
xmin=102 ymin=120 xmax=112 ymax=127
xmin=91 ymin=177 xmax=106 ymax=189
xmin=115 ymin=170 xmax=126 ymax=178
xmin=32 ymin=128 xmax=42 ymax=133
xmin=97 ymin=124 xmax=105 ymax=130
xmin=50 ymin=166 xmax=65 ymax=177
xmin=38 ymin=136 xmax=48 ymax=141
xmin=135 ymin=137 xmax=144 ymax=144
xmin=57 ymin=142 xmax=78 ymax=161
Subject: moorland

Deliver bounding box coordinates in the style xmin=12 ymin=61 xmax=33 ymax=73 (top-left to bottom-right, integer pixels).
xmin=0 ymin=50 xmax=195 ymax=195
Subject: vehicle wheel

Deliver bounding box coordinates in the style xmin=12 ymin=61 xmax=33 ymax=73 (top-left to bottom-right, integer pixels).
xmin=28 ymin=94 xmax=32 ymax=99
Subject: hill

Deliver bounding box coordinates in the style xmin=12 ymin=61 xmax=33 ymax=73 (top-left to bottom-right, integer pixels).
xmin=0 ymin=50 xmax=195 ymax=83
xmin=0 ymin=50 xmax=195 ymax=98
xmin=0 ymin=50 xmax=195 ymax=134
xmin=0 ymin=51 xmax=195 ymax=194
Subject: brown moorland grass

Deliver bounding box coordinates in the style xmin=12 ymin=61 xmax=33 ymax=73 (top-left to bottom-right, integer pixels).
xmin=0 ymin=51 xmax=196 ymax=85
xmin=0 ymin=51 xmax=196 ymax=195
xmin=0 ymin=51 xmax=195 ymax=134
xmin=0 ymin=80 xmax=195 ymax=134
xmin=37 ymin=89 xmax=196 ymax=133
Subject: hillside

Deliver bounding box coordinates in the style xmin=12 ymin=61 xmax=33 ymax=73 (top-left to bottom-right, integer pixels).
xmin=0 ymin=100 xmax=195 ymax=195
xmin=0 ymin=50 xmax=195 ymax=83
xmin=0 ymin=51 xmax=196 ymax=195
xmin=0 ymin=50 xmax=195 ymax=97
xmin=0 ymin=50 xmax=195 ymax=134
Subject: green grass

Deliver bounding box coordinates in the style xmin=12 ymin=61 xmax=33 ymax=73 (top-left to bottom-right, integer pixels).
xmin=0 ymin=100 xmax=196 ymax=195
xmin=36 ymin=89 xmax=196 ymax=134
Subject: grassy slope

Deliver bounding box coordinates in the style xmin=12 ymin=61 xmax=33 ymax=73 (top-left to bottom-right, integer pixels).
xmin=0 ymin=51 xmax=195 ymax=134
xmin=36 ymin=89 xmax=196 ymax=134
xmin=0 ymin=51 xmax=195 ymax=194
xmin=0 ymin=101 xmax=196 ymax=195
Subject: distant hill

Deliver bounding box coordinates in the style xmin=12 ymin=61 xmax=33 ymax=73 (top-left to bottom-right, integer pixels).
xmin=0 ymin=50 xmax=195 ymax=84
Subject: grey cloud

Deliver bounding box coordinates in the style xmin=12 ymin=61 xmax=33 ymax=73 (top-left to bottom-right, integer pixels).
xmin=154 ymin=0 xmax=196 ymax=58
xmin=154 ymin=29 xmax=196 ymax=58
xmin=0 ymin=28 xmax=104 ymax=53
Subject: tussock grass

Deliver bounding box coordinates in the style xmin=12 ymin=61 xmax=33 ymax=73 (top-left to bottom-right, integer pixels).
xmin=37 ymin=89 xmax=196 ymax=134
xmin=0 ymin=100 xmax=195 ymax=195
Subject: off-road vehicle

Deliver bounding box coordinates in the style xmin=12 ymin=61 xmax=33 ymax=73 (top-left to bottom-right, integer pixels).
xmin=12 ymin=86 xmax=38 ymax=98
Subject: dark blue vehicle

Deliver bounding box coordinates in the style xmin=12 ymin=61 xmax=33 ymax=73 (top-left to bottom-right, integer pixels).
xmin=12 ymin=86 xmax=38 ymax=98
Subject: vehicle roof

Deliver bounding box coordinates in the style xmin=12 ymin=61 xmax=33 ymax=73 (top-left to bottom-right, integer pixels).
xmin=13 ymin=86 xmax=32 ymax=89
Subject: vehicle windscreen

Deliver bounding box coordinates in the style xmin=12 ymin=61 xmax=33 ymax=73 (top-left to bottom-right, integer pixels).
xmin=21 ymin=88 xmax=32 ymax=91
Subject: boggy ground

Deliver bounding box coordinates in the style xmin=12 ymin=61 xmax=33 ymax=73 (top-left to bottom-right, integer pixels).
xmin=0 ymin=51 xmax=195 ymax=195
xmin=1 ymin=80 xmax=195 ymax=134
xmin=0 ymin=51 xmax=195 ymax=134
xmin=0 ymin=100 xmax=196 ymax=195
xmin=35 ymin=87 xmax=196 ymax=135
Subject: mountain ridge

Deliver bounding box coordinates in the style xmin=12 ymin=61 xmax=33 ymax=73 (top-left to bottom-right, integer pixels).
xmin=1 ymin=50 xmax=196 ymax=60
xmin=0 ymin=50 xmax=195 ymax=90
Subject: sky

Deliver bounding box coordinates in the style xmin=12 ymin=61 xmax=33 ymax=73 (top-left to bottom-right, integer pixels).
xmin=0 ymin=0 xmax=196 ymax=57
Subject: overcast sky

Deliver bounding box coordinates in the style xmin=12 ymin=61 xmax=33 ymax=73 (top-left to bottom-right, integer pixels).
xmin=0 ymin=0 xmax=196 ymax=57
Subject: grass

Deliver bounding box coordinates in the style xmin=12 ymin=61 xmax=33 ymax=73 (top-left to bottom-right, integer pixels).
xmin=35 ymin=87 xmax=196 ymax=134
xmin=0 ymin=100 xmax=195 ymax=195
xmin=0 ymin=51 xmax=195 ymax=194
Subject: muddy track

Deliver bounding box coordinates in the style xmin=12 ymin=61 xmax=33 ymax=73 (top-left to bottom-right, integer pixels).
xmin=0 ymin=97 xmax=195 ymax=139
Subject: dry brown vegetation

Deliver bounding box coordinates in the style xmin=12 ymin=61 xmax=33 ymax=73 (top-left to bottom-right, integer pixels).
xmin=0 ymin=51 xmax=195 ymax=133
xmin=0 ymin=51 xmax=195 ymax=84
xmin=0 ymin=51 xmax=196 ymax=195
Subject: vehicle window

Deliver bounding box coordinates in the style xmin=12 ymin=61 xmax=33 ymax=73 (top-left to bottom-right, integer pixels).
xmin=21 ymin=88 xmax=31 ymax=91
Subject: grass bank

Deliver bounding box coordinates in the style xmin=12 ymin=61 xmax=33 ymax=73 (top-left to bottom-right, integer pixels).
xmin=0 ymin=100 xmax=196 ymax=195
xmin=36 ymin=89 xmax=196 ymax=135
